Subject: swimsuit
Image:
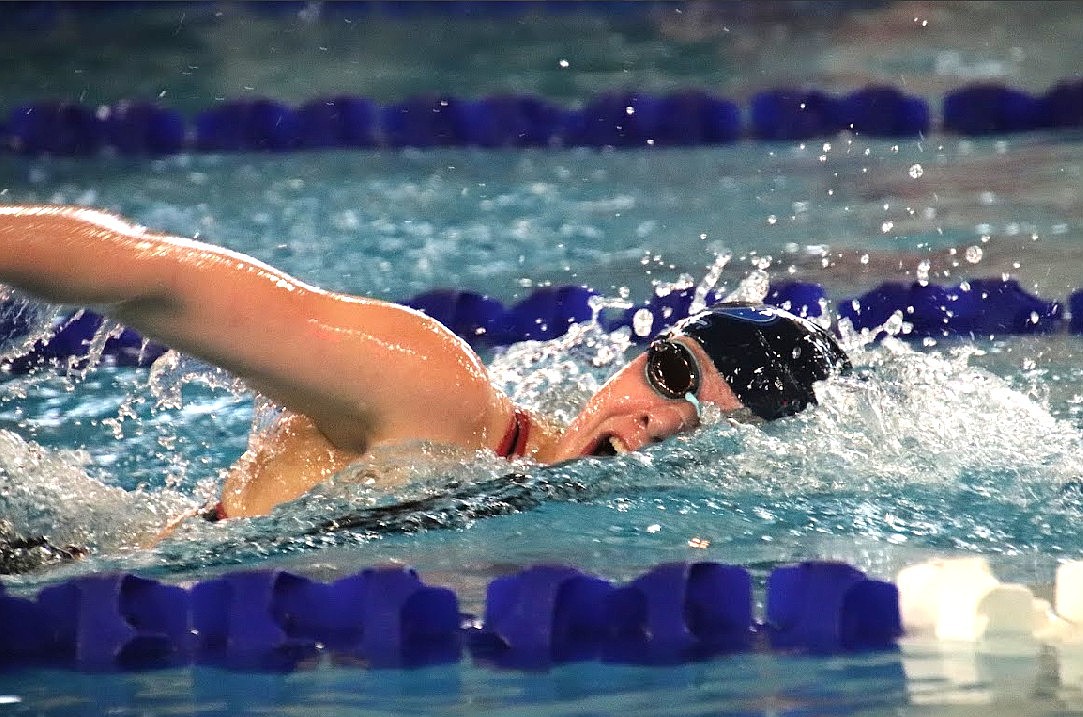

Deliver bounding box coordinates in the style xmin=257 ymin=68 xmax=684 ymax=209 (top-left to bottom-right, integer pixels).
xmin=496 ymin=406 xmax=531 ymax=459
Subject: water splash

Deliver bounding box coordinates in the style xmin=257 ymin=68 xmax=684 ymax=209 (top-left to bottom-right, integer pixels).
xmin=722 ymin=267 xmax=771 ymax=304
xmin=147 ymin=351 xmax=248 ymax=411
xmin=4 ymin=275 xmax=1083 ymax=579
xmin=689 ymin=252 xmax=731 ymax=315
xmin=488 ymin=321 xmax=633 ymax=425
xmin=0 ymin=428 xmax=193 ymax=555
xmin=0 ymin=293 xmax=67 ymax=374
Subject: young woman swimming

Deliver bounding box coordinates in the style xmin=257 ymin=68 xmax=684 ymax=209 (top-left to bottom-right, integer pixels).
xmin=0 ymin=205 xmax=850 ymax=519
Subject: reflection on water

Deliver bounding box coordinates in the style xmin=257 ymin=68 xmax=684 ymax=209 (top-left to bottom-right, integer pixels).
xmin=2 ymin=630 xmax=1083 ymax=715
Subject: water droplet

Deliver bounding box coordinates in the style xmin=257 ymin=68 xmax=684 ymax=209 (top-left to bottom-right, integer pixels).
xmin=908 ymin=163 xmax=924 ymax=179
xmin=632 ymin=308 xmax=655 ymax=337
xmin=916 ymin=260 xmax=930 ymax=285
xmin=965 ymin=246 xmax=983 ymax=263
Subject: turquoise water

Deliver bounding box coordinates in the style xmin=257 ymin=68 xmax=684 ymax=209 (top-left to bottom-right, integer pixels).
xmin=4 ymin=2 xmax=1083 ymax=714
xmin=3 ymin=143 xmax=1083 ymax=714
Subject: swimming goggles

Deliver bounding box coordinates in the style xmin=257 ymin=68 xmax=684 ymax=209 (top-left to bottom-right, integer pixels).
xmin=644 ymin=338 xmax=701 ymax=400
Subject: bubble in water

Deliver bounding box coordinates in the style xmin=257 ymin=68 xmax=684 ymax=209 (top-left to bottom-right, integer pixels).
xmin=632 ymin=308 xmax=655 ymax=337
xmin=882 ymin=310 xmax=906 ymax=337
xmin=908 ymin=163 xmax=924 ymax=179
xmin=916 ymin=260 xmax=931 ymax=285
xmin=966 ymin=245 xmax=983 ymax=263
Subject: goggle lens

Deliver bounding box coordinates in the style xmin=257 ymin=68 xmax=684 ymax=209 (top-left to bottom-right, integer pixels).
xmin=645 ymin=340 xmax=701 ymax=400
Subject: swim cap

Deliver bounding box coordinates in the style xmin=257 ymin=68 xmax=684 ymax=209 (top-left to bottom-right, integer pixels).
xmin=662 ymin=302 xmax=851 ymax=420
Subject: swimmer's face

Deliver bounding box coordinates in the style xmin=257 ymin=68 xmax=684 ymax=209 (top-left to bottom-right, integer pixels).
xmin=550 ymin=336 xmax=744 ymax=461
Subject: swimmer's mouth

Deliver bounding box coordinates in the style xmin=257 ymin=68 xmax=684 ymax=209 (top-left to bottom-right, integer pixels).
xmin=590 ymin=435 xmax=629 ymax=457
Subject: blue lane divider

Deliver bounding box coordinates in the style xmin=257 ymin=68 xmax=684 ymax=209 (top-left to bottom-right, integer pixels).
xmin=105 ymin=101 xmax=187 ymax=156
xmin=0 ymin=278 xmax=1078 ymax=373
xmin=473 ymin=562 xmax=753 ymax=668
xmin=37 ymin=573 xmax=190 ymax=670
xmin=6 ymin=102 xmax=106 ymax=156
xmin=839 ymin=278 xmax=1063 ymax=338
xmin=0 ymin=560 xmax=898 ymax=672
xmin=750 ymin=88 xmax=844 ymax=141
xmin=6 ymin=79 xmax=1083 ymax=155
xmin=472 ymin=564 xmax=616 ymax=668
xmin=836 ymin=86 xmax=931 ymax=138
xmin=190 ymin=567 xmax=460 ymax=670
xmin=765 ymin=562 xmax=901 ymax=652
xmin=1071 ymin=292 xmax=1083 ymax=334
xmin=296 ymin=96 xmax=380 ymax=149
xmin=943 ymin=84 xmax=1046 ymax=136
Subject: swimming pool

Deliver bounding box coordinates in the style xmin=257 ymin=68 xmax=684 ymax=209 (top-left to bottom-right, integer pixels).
xmin=3 ymin=2 xmax=1083 ymax=714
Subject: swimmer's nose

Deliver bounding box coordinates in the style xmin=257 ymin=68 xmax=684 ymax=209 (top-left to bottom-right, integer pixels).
xmin=638 ymin=404 xmax=695 ymax=442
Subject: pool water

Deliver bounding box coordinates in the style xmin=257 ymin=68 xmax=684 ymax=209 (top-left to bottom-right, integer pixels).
xmin=3 ymin=2 xmax=1083 ymax=714
xmin=3 ymin=139 xmax=1083 ymax=714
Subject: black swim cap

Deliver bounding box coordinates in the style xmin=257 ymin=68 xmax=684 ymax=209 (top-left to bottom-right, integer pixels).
xmin=662 ymin=302 xmax=851 ymax=421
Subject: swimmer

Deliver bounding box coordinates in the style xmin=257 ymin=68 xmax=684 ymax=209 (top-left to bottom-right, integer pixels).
xmin=0 ymin=205 xmax=850 ymax=521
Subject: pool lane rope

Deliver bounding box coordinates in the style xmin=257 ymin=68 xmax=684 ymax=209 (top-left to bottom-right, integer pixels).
xmin=1 ymin=277 xmax=1077 ymax=373
xmin=5 ymin=79 xmax=1083 ymax=156
xmin=2 ymin=557 xmax=1082 ymax=672
xmin=0 ymin=560 xmax=897 ymax=671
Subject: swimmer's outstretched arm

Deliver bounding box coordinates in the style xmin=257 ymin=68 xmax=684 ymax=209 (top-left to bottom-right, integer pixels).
xmin=0 ymin=205 xmax=515 ymax=455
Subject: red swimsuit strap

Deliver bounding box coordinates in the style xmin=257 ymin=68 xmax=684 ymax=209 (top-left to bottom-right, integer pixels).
xmin=203 ymin=501 xmax=228 ymax=522
xmin=496 ymin=406 xmax=531 ymax=459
